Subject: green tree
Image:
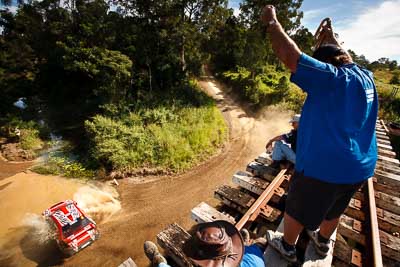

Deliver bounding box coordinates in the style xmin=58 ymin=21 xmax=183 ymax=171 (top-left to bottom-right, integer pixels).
xmin=390 ymin=72 xmax=400 ymax=85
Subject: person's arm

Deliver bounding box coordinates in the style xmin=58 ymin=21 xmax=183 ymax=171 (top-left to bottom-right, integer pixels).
xmin=261 ymin=5 xmax=301 ymax=73
xmin=266 ymin=134 xmax=284 ymax=150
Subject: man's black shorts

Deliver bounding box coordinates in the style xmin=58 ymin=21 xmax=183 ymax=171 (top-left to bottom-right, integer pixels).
xmin=285 ymin=171 xmax=365 ymax=230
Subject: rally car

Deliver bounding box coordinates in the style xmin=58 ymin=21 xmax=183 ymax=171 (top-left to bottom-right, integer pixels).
xmin=43 ymin=200 xmax=99 ymax=256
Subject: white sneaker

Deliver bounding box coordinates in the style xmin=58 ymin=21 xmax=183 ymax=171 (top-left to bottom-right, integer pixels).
xmin=306 ymin=230 xmax=331 ymax=257
xmin=266 ymin=230 xmax=297 ymax=263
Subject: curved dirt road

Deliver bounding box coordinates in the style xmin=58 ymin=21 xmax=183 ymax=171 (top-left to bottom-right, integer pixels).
xmin=0 ymin=76 xmax=292 ymax=267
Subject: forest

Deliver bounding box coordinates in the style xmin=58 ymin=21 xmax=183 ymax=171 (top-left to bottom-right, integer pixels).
xmin=1 ymin=0 xmax=399 ymax=177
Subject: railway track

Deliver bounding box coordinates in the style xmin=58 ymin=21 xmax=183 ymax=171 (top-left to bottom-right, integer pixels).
xmin=156 ymin=120 xmax=400 ymax=266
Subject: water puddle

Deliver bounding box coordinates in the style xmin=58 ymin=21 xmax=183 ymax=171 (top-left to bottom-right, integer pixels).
xmin=0 ymin=171 xmax=121 ymax=266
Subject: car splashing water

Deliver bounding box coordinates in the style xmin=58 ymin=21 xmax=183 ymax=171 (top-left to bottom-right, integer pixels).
xmin=73 ymin=184 xmax=121 ymax=224
xmin=21 ymin=213 xmax=56 ymax=244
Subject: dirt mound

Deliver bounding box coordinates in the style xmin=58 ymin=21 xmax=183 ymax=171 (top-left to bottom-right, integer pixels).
xmin=1 ymin=143 xmax=35 ymax=161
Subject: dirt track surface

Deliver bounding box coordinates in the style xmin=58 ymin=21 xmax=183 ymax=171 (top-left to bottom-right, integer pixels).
xmin=0 ymin=76 xmax=292 ymax=267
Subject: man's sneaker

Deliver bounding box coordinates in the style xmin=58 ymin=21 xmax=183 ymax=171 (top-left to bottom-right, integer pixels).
xmin=240 ymin=228 xmax=251 ymax=245
xmin=266 ymin=230 xmax=297 ymax=263
xmin=306 ymin=230 xmax=331 ymax=257
xmin=144 ymin=241 xmax=167 ymax=266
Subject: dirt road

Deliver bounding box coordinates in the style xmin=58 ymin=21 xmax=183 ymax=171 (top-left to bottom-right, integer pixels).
xmin=0 ymin=76 xmax=292 ymax=267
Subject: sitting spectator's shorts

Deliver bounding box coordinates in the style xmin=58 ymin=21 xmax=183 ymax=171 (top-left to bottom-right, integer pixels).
xmin=285 ymin=171 xmax=365 ymax=230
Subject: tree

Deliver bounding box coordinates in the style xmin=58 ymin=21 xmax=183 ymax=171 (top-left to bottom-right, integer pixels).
xmin=292 ymin=26 xmax=313 ymax=55
xmin=389 ymin=60 xmax=398 ymax=71
xmin=390 ymin=72 xmax=400 ymax=85
xmin=347 ymin=50 xmax=370 ymax=68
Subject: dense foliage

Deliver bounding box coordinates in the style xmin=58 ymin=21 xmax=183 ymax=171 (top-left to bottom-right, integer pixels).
xmin=1 ymin=0 xmax=399 ymax=174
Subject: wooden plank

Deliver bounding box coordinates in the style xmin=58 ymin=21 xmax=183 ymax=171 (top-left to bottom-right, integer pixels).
xmin=378 ymin=148 xmax=396 ymax=159
xmin=256 ymin=152 xmax=273 ymax=165
xmin=345 ymin=199 xmax=400 ymax=235
xmin=377 ymin=138 xmax=391 ymax=145
xmin=377 ymin=133 xmax=390 ymax=140
xmin=376 ymin=163 xmax=400 ymax=176
xmin=373 ymin=180 xmax=400 ymax=198
xmin=157 ymin=223 xmax=192 ymax=267
xmin=232 ymin=171 xmax=285 ymax=202
xmin=353 ymin=191 xmax=400 ymax=215
xmin=379 ymin=230 xmax=400 ymax=262
xmin=377 ymin=143 xmax=393 ymax=151
xmin=246 ymin=161 xmax=278 ymax=181
xmin=214 ymin=186 xmax=281 ymax=222
xmin=118 ymin=258 xmax=137 ymax=267
xmin=232 ymin=171 xmax=269 ymax=195
xmin=191 ymin=202 xmax=235 ymax=224
xmin=378 ymin=155 xmax=400 ymax=167
xmin=333 ymin=234 xmax=363 ymax=267
xmin=303 ymin=229 xmax=336 ymax=267
xmin=338 ymin=215 xmax=400 ymax=262
xmin=380 ymin=119 xmax=390 ymax=133
xmin=374 ymin=170 xmax=400 ymax=192
xmin=264 ymin=219 xmax=290 ymax=267
xmin=338 ymin=215 xmax=366 ymax=245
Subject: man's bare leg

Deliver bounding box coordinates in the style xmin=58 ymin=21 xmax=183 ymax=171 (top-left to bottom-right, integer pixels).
xmin=319 ymin=217 xmax=340 ymax=239
xmin=283 ymin=212 xmax=304 ymax=245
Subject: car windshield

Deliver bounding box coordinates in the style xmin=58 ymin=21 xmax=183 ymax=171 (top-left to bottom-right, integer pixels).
xmin=62 ymin=217 xmax=91 ymax=238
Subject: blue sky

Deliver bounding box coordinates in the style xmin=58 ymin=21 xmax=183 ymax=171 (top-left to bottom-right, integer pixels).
xmin=228 ymin=0 xmax=400 ymax=62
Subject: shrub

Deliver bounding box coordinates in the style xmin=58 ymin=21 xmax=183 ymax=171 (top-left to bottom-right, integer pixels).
xmin=20 ymin=128 xmax=43 ymax=150
xmin=31 ymin=155 xmax=96 ymax=178
xmin=222 ymin=65 xmax=291 ymax=107
xmin=85 ymin=95 xmax=227 ymax=173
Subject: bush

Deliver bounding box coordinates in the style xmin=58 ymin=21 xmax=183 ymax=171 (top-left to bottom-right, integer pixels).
xmin=20 ymin=128 xmax=43 ymax=150
xmin=85 ymin=89 xmax=227 ymax=173
xmin=0 ymin=116 xmax=45 ymax=150
xmin=31 ymin=155 xmax=96 ymax=178
xmin=221 ymin=65 xmax=291 ymax=107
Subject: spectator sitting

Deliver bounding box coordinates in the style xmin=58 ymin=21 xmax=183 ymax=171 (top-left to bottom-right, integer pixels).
xmin=265 ymin=114 xmax=300 ymax=169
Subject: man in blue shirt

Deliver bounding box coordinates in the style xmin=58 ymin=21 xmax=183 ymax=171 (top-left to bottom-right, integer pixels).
xmin=261 ymin=5 xmax=378 ymax=263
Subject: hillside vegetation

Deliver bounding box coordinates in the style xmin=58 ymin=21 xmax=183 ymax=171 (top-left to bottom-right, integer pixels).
xmin=1 ymin=0 xmax=399 ymax=176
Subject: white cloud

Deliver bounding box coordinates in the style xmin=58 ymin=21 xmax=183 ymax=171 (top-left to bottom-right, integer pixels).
xmin=232 ymin=7 xmax=240 ymax=17
xmin=336 ymin=0 xmax=400 ymax=62
xmin=0 ymin=5 xmax=18 ymax=14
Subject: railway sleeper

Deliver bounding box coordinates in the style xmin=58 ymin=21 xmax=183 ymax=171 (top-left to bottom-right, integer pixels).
xmin=353 ymin=190 xmax=400 ymax=215
xmin=338 ymin=215 xmax=400 ymax=262
xmin=214 ymin=185 xmax=282 ymax=222
xmin=345 ymin=198 xmax=400 ymax=235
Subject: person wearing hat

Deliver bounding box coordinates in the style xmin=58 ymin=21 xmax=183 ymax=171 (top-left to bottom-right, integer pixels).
xmin=144 ymin=221 xmax=266 ymax=267
xmin=260 ymin=5 xmax=377 ymax=263
xmin=265 ymin=114 xmax=300 ymax=169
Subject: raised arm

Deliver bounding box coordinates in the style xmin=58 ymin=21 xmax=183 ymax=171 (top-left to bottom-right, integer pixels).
xmin=261 ymin=5 xmax=301 ymax=73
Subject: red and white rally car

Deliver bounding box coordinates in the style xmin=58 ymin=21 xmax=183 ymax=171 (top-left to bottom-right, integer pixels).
xmin=43 ymin=200 xmax=99 ymax=256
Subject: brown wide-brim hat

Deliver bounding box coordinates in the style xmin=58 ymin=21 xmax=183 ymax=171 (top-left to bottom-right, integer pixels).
xmin=183 ymin=220 xmax=244 ymax=267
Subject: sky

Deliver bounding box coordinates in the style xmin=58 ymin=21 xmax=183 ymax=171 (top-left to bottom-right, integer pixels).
xmin=228 ymin=0 xmax=400 ymax=62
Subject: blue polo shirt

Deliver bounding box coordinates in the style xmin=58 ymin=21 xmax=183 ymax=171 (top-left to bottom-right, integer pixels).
xmin=239 ymin=244 xmax=265 ymax=267
xmin=290 ymin=53 xmax=378 ymax=184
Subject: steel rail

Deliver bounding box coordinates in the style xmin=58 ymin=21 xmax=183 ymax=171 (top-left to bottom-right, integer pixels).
xmin=235 ymin=169 xmax=288 ymax=230
xmin=366 ymin=177 xmax=384 ymax=267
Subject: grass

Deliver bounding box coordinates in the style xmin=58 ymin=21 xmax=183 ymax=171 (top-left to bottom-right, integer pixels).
xmin=85 ymin=81 xmax=228 ymax=174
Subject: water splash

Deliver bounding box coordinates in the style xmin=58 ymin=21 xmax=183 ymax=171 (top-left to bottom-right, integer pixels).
xmin=21 ymin=213 xmax=55 ymax=243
